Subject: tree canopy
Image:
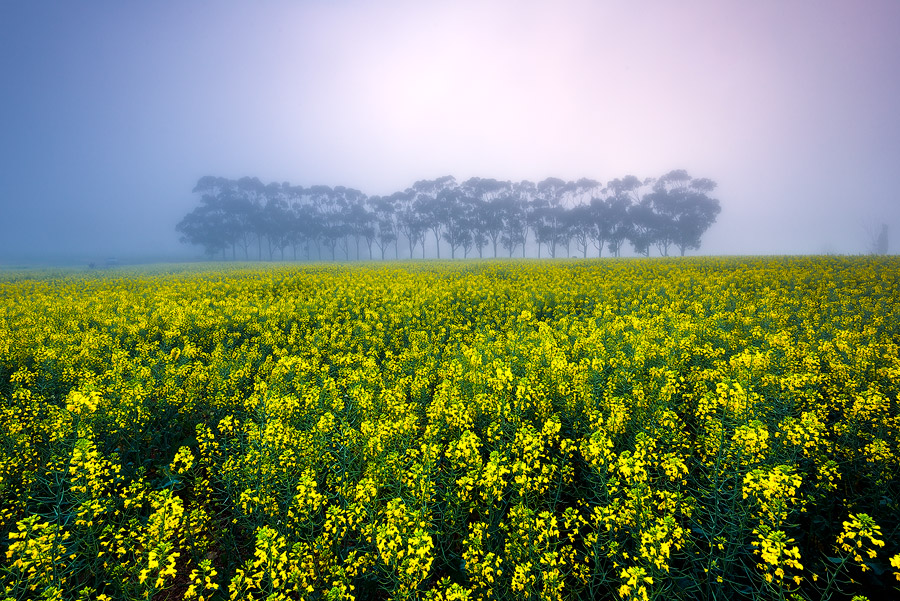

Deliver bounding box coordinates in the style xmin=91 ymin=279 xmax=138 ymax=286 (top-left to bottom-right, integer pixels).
xmin=176 ymin=172 xmax=721 ymax=260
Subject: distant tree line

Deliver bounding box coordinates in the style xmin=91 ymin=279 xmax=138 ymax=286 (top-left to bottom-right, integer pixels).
xmin=176 ymin=171 xmax=721 ymax=260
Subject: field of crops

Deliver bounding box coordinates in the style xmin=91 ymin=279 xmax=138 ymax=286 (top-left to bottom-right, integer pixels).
xmin=1 ymin=257 xmax=899 ymax=600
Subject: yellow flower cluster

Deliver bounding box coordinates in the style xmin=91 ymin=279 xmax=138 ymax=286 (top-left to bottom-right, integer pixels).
xmin=742 ymin=464 xmax=803 ymax=525
xmin=837 ymin=513 xmax=885 ymax=572
xmin=374 ymin=497 xmax=434 ymax=598
xmin=6 ymin=516 xmax=70 ymax=592
xmin=751 ymin=525 xmax=804 ymax=585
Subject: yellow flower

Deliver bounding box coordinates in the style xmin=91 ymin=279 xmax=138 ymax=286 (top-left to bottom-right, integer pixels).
xmin=837 ymin=513 xmax=885 ymax=571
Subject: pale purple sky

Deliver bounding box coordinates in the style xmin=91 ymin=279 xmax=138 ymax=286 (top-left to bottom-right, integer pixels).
xmin=2 ymin=0 xmax=899 ymax=261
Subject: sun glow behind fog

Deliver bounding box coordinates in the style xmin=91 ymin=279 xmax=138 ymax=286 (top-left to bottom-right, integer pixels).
xmin=0 ymin=0 xmax=899 ymax=262
xmin=279 ymin=1 xmax=828 ymax=196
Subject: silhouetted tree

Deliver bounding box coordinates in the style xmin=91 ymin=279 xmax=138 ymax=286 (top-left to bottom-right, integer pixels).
xmin=440 ymin=186 xmax=474 ymax=259
xmin=867 ymin=223 xmax=889 ymax=255
xmin=567 ymin=204 xmax=593 ymax=258
xmin=263 ymin=185 xmax=292 ymax=259
xmin=326 ymin=187 xmax=366 ymax=261
xmin=397 ymin=192 xmax=427 ymax=259
xmin=532 ymin=178 xmax=570 ymax=257
xmin=480 ymin=192 xmax=513 ymax=258
xmin=876 ymin=224 xmax=889 ymax=255
xmin=179 ymin=171 xmax=722 ymax=260
xmin=412 ymin=176 xmax=456 ymax=259
xmin=587 ymin=197 xmax=611 ymax=257
xmin=647 ymin=170 xmax=720 ymax=256
xmin=461 ymin=178 xmax=506 ymax=258
xmin=176 ymin=198 xmax=232 ymax=258
xmin=627 ymin=199 xmax=657 ymax=257
xmin=605 ymin=196 xmax=632 ymax=257
xmin=568 ymin=177 xmax=601 ymax=205
xmin=503 ymin=181 xmax=534 ymax=257
xmin=371 ymin=194 xmax=399 ymax=260
xmin=342 ymin=192 xmax=372 ymax=260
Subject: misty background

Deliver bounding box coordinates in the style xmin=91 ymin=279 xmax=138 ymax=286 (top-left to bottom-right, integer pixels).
xmin=1 ymin=0 xmax=898 ymax=265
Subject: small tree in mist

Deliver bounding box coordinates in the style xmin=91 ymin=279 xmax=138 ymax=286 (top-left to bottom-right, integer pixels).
xmin=866 ymin=223 xmax=889 ymax=255
xmin=176 ymin=195 xmax=234 ymax=258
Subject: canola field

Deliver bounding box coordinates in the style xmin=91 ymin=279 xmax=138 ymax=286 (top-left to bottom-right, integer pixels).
xmin=1 ymin=257 xmax=899 ymax=601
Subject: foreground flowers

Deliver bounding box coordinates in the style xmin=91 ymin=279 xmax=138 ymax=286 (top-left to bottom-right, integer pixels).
xmin=1 ymin=256 xmax=898 ymax=599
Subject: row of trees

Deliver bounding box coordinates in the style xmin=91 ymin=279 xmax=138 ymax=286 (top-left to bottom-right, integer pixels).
xmin=176 ymin=171 xmax=721 ymax=261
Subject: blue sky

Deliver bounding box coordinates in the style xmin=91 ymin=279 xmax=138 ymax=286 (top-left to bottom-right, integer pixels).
xmin=2 ymin=0 xmax=899 ymax=262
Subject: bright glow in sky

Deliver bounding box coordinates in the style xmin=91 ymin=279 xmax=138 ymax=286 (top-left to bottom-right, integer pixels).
xmin=1 ymin=0 xmax=899 ymax=261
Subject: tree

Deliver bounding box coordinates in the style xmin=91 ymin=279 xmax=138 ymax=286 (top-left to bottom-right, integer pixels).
xmin=460 ymin=178 xmax=507 ymax=258
xmin=866 ymin=223 xmax=889 ymax=255
xmin=370 ymin=195 xmax=400 ymax=260
xmin=289 ymin=186 xmax=319 ymax=259
xmin=385 ymin=191 xmax=410 ymax=258
xmin=412 ymin=176 xmax=456 ymax=259
xmin=360 ymin=197 xmax=381 ymax=260
xmin=176 ymin=199 xmax=232 ymax=259
xmin=178 ymin=171 xmax=721 ymax=260
xmin=568 ymin=177 xmax=601 ymax=205
xmin=263 ymin=186 xmax=292 ymax=260
xmin=497 ymin=195 xmax=524 ymax=257
xmin=566 ymin=204 xmax=593 ymax=258
xmin=648 ymin=170 xmax=720 ymax=256
xmin=875 ymin=224 xmax=889 ymax=255
xmin=308 ymin=185 xmax=347 ymax=260
xmin=533 ymin=178 xmax=569 ymax=257
xmin=671 ymin=192 xmax=720 ymax=256
xmin=397 ymin=193 xmax=427 ymax=259
xmin=231 ymin=177 xmax=268 ymax=260
xmin=604 ymin=175 xmax=654 ymax=257
xmin=587 ymin=197 xmax=610 ymax=257
xmin=605 ymin=175 xmax=649 ymax=205
xmin=185 ymin=177 xmax=257 ymax=259
xmin=501 ymin=180 xmax=534 ymax=257
xmin=295 ymin=185 xmax=326 ymax=259
xmin=329 ymin=187 xmax=368 ymax=261
xmin=605 ymin=196 xmax=631 ymax=257
xmin=626 ymin=198 xmax=657 ymax=257
xmin=480 ymin=191 xmax=513 ymax=258
xmin=343 ymin=192 xmax=372 ymax=260
xmin=373 ymin=216 xmax=397 ymax=260
xmin=440 ymin=187 xmax=474 ymax=259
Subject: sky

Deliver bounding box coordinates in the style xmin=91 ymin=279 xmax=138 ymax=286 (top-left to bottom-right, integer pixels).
xmin=1 ymin=0 xmax=899 ymax=263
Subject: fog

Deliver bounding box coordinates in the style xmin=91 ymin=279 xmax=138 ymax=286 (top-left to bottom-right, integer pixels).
xmin=2 ymin=0 xmax=899 ymax=264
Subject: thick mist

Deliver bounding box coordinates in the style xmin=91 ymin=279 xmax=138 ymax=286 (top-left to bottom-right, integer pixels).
xmin=2 ymin=0 xmax=899 ymax=265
